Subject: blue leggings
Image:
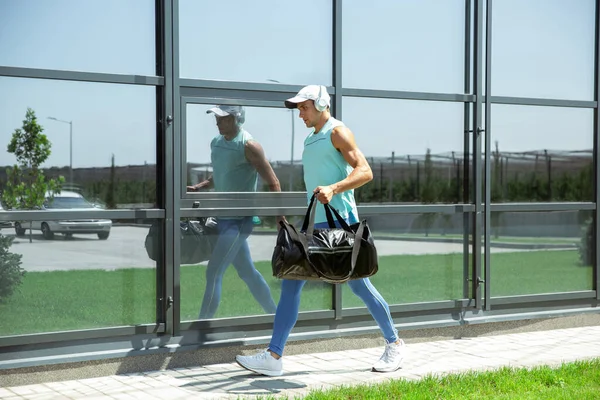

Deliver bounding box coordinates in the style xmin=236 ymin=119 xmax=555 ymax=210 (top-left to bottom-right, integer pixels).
xmin=199 ymin=217 xmax=277 ymax=319
xmin=268 ymin=219 xmax=399 ymax=356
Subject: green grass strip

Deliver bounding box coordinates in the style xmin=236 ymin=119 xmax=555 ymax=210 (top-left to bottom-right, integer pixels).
xmin=261 ymin=359 xmax=600 ymax=400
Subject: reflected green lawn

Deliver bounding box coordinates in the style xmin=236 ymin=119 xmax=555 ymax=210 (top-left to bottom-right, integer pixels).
xmin=254 ymin=229 xmax=580 ymax=245
xmin=374 ymin=232 xmax=579 ymax=245
xmin=0 ymin=250 xmax=592 ymax=336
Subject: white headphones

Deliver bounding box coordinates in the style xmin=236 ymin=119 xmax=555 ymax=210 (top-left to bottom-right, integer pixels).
xmin=234 ymin=107 xmax=245 ymax=125
xmin=314 ymin=85 xmax=328 ymax=112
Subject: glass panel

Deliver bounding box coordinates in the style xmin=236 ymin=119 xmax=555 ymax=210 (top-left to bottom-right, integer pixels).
xmin=180 ymin=213 xmax=331 ymax=321
xmin=185 ymin=103 xmax=307 ymax=192
xmin=491 ymin=0 xmax=595 ymax=100
xmin=178 ymin=0 xmax=332 ymax=85
xmin=343 ymin=212 xmax=467 ymax=307
xmin=0 ymin=217 xmax=161 ymax=337
xmin=0 ymin=77 xmax=158 ymax=208
xmin=490 ymin=210 xmax=593 ymax=297
xmin=342 ymin=0 xmax=464 ymax=93
xmin=342 ymin=97 xmax=466 ymax=204
xmin=490 ymin=105 xmax=593 ymax=202
xmin=0 ymin=0 xmax=156 ymax=75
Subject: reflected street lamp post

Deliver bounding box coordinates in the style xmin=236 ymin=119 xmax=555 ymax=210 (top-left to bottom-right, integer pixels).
xmin=47 ymin=117 xmax=73 ymax=184
xmin=288 ymin=109 xmax=295 ymax=191
xmin=267 ymin=79 xmax=295 ymax=191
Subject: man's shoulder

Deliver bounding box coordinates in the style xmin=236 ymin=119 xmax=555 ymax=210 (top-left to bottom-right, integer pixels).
xmin=331 ymin=123 xmax=351 ymax=138
xmin=330 ymin=117 xmax=346 ymax=129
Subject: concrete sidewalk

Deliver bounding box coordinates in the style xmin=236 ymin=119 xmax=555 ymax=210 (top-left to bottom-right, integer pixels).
xmin=2 ymin=325 xmax=599 ymax=399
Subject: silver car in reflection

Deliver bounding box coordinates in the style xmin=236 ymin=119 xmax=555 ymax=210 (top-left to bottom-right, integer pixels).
xmin=14 ymin=191 xmax=112 ymax=240
xmin=0 ymin=203 xmax=12 ymax=229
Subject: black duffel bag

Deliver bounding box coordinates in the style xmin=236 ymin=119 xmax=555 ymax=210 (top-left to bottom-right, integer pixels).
xmin=145 ymin=217 xmax=218 ymax=264
xmin=272 ymin=194 xmax=378 ymax=284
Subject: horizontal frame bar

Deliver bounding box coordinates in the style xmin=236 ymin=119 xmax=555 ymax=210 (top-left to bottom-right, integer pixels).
xmin=489 ymin=95 xmax=597 ymax=108
xmin=181 ymin=192 xmax=308 ymax=208
xmin=341 ymin=299 xmax=473 ymax=318
xmin=358 ymin=204 xmax=475 ymax=215
xmin=179 ymin=204 xmax=475 ymax=218
xmin=341 ymin=88 xmax=476 ymax=103
xmin=179 ymin=79 xmax=335 ymax=94
xmin=490 ymin=202 xmax=596 ymax=212
xmin=490 ymin=291 xmax=597 ymax=306
xmin=0 ymin=209 xmax=165 ymax=222
xmin=182 ymin=96 xmax=284 ymax=109
xmin=180 ymin=207 xmax=307 ymax=218
xmin=180 ymin=310 xmax=335 ymax=331
xmin=5 ymin=303 xmax=598 ymax=370
xmin=182 ymin=191 xmax=308 ymax=201
xmin=0 ymin=323 xmax=165 ymax=349
xmin=0 ymin=66 xmax=164 ymax=86
xmin=462 ymin=305 xmax=600 ymax=325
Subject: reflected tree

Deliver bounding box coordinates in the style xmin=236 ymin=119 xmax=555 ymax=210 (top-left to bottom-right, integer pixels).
xmin=2 ymin=108 xmax=64 ymax=243
xmin=0 ymin=234 xmax=24 ymax=302
xmin=105 ymin=154 xmax=117 ymax=209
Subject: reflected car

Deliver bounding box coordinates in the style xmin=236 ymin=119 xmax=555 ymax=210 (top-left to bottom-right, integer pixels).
xmin=0 ymin=203 xmax=12 ymax=229
xmin=14 ymin=191 xmax=112 ymax=240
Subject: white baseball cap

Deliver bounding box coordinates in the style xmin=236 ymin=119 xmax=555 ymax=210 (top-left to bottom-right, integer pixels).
xmin=284 ymin=85 xmax=330 ymax=109
xmin=206 ymin=105 xmax=245 ymax=124
xmin=206 ymin=105 xmax=243 ymax=117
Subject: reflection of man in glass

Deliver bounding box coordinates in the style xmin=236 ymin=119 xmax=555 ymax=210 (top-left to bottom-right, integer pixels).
xmin=236 ymin=86 xmax=406 ymax=376
xmin=187 ymin=105 xmax=279 ymax=319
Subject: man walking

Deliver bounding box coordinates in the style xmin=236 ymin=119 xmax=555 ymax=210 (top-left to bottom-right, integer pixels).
xmin=188 ymin=105 xmax=281 ymax=319
xmin=235 ymin=86 xmax=406 ymax=376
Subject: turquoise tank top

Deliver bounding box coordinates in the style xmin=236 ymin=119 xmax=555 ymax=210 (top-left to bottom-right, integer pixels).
xmin=302 ymin=117 xmax=359 ymax=225
xmin=211 ymin=129 xmax=258 ymax=193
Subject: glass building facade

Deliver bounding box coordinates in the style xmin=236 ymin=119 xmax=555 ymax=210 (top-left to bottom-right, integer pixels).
xmin=0 ymin=0 xmax=598 ymax=368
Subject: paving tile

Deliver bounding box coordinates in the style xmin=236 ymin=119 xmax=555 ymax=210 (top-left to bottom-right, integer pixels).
xmin=3 ymin=325 xmax=600 ymax=400
xmin=0 ymin=389 xmax=16 ymax=398
xmin=7 ymin=386 xmax=36 ymax=396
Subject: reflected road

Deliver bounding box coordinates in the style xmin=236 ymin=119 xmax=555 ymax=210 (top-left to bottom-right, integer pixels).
xmin=2 ymin=226 xmax=543 ymax=272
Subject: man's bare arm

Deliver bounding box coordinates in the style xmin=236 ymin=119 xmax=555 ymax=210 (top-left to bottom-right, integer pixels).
xmin=245 ymin=140 xmax=281 ymax=192
xmin=314 ymin=126 xmax=372 ymax=203
xmin=187 ymin=175 xmax=213 ymax=191
xmin=245 ymin=140 xmax=286 ymax=228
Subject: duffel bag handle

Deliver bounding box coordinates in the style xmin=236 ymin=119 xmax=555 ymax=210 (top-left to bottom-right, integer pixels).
xmin=302 ymin=193 xmax=353 ymax=236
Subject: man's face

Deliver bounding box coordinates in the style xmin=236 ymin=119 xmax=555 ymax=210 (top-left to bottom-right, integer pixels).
xmin=215 ymin=115 xmax=237 ymax=136
xmin=296 ymin=100 xmax=320 ymax=128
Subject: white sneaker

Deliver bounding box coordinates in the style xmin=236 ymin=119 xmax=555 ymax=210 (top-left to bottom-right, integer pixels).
xmin=372 ymin=340 xmax=406 ymax=372
xmin=236 ymin=350 xmax=283 ymax=377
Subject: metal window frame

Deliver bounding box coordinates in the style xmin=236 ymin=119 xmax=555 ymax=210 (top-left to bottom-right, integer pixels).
xmin=472 ymin=0 xmax=485 ymax=309
xmin=488 ymin=96 xmax=597 ymax=108
xmin=159 ymin=0 xmax=176 ymax=338
xmin=0 ymin=0 xmax=169 ymax=350
xmin=0 ymin=66 xmax=164 ymax=86
xmin=595 ymin=0 xmax=600 ymax=301
xmin=463 ymin=0 xmax=473 ymax=300
xmin=0 ymin=323 xmax=166 ymax=348
xmin=483 ymin=0 xmax=493 ymax=311
xmin=1 ymin=0 xmax=600 ymax=364
xmin=179 ymin=96 xmax=302 ymax=201
xmin=0 ymin=209 xmax=164 ymax=222
xmin=332 ymin=0 xmax=344 ymax=320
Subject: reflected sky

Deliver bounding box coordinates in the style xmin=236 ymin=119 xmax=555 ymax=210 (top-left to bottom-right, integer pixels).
xmin=0 ymin=0 xmax=595 ymax=168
